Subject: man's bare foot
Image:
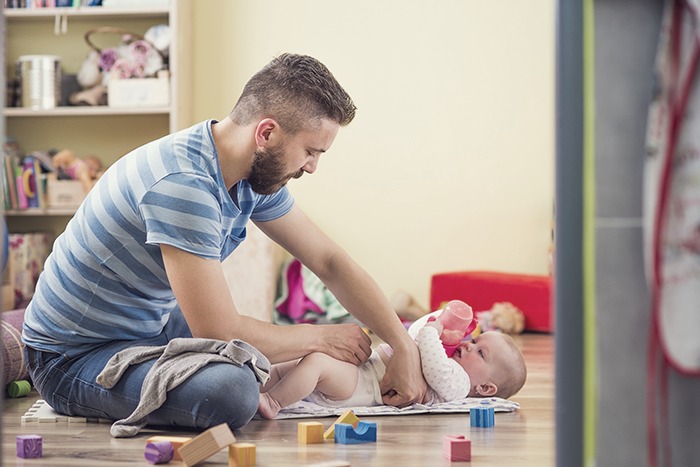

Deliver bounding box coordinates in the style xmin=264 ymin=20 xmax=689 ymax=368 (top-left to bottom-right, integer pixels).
xmin=258 ymin=392 xmax=282 ymax=419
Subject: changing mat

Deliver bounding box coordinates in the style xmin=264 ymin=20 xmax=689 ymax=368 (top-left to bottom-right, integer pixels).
xmin=23 ymin=397 xmax=519 ymax=423
xmin=262 ymin=397 xmax=519 ymax=420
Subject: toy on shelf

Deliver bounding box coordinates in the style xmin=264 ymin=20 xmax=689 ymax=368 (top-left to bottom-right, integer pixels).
xmin=429 ymin=300 xmax=478 ymax=357
xmin=51 ymin=149 xmax=103 ymax=194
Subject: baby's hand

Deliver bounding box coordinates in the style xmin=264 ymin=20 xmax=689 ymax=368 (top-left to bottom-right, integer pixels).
xmin=424 ymin=318 xmax=443 ymax=334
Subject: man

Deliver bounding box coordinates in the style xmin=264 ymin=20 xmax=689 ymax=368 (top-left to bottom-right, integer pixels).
xmin=22 ymin=53 xmax=426 ymax=432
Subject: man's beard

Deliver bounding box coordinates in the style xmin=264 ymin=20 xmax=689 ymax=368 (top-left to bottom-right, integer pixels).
xmin=248 ymin=144 xmax=304 ymax=195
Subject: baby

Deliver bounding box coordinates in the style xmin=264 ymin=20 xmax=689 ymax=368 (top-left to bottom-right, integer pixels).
xmin=258 ymin=317 xmax=527 ymax=419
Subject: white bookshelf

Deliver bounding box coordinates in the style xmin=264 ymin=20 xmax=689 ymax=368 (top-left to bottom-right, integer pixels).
xmin=3 ymin=0 xmax=192 ymax=229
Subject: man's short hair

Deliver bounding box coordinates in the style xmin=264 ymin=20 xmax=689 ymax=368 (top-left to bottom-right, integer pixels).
xmin=230 ymin=53 xmax=356 ymax=133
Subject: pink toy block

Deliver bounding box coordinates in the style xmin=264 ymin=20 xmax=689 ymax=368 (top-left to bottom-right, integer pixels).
xmin=443 ymin=435 xmax=471 ymax=462
xmin=16 ymin=434 xmax=42 ymax=458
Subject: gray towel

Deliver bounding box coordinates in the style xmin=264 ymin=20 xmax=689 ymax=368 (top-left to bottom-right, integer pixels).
xmin=96 ymin=337 xmax=270 ymax=438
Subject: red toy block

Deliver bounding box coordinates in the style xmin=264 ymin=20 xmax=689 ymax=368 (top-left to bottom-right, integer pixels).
xmin=431 ymin=270 xmax=552 ymax=332
xmin=443 ymin=434 xmax=471 ymax=462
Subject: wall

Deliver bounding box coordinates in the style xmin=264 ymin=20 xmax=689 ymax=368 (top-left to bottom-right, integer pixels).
xmin=191 ymin=0 xmax=555 ymax=308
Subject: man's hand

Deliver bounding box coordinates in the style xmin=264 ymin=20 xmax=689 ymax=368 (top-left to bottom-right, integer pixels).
xmin=380 ymin=342 xmax=428 ymax=407
xmin=317 ymin=323 xmax=372 ymax=366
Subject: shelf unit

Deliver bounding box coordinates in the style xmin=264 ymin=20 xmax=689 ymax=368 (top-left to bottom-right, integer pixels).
xmin=3 ymin=1 xmax=192 ymax=235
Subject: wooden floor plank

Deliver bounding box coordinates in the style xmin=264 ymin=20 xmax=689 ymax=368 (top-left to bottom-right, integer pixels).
xmin=2 ymin=334 xmax=554 ymax=466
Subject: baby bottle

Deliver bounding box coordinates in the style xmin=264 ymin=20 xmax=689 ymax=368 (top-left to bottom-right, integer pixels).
xmin=431 ymin=300 xmax=477 ymax=357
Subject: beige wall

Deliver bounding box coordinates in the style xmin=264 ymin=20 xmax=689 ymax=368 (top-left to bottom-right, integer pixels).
xmin=192 ymin=0 xmax=555 ymax=309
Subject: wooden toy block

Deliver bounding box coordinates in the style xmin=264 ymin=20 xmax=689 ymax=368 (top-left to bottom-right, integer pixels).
xmin=470 ymin=406 xmax=495 ymax=428
xmin=443 ymin=435 xmax=471 ymax=462
xmin=323 ymin=409 xmax=360 ymax=440
xmin=144 ymin=440 xmax=174 ymax=464
xmin=334 ymin=421 xmax=377 ymax=444
xmin=16 ymin=434 xmax=42 ymax=458
xmin=179 ymin=423 xmax=236 ymax=466
xmin=229 ymin=442 xmax=256 ymax=466
xmin=298 ymin=421 xmax=325 ymax=444
xmin=146 ymin=435 xmax=192 ymax=462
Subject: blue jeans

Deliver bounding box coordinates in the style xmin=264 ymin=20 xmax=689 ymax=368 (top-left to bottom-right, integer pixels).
xmin=25 ymin=309 xmax=260 ymax=431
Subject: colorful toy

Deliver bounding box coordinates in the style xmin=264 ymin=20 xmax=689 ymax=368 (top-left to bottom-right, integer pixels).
xmin=7 ymin=379 xmax=32 ymax=398
xmin=475 ymin=301 xmax=525 ymax=335
xmin=298 ymin=421 xmax=325 ymax=444
xmin=470 ymin=405 xmax=495 ymax=428
xmin=178 ymin=423 xmax=236 ymax=466
xmin=146 ymin=435 xmax=192 ymax=462
xmin=443 ymin=435 xmax=471 ymax=462
xmin=430 ymin=300 xmax=477 ymax=357
xmin=229 ymin=442 xmax=256 ymax=466
xmin=144 ymin=440 xmax=174 ymax=464
xmin=334 ymin=421 xmax=377 ymax=444
xmin=16 ymin=434 xmax=42 ymax=458
xmin=323 ymin=409 xmax=360 ymax=440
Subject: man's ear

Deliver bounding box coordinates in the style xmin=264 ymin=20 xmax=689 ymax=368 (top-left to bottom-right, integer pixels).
xmin=254 ymin=118 xmax=279 ymax=147
xmin=475 ymin=382 xmax=498 ymax=397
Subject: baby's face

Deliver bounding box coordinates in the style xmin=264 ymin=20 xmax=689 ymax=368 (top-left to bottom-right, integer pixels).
xmin=451 ymin=331 xmax=511 ymax=387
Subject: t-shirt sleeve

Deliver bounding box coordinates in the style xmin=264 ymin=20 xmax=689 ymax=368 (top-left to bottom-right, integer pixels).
xmin=140 ymin=173 xmax=224 ymax=259
xmin=250 ymin=186 xmax=295 ymax=222
xmin=415 ymin=326 xmax=471 ymax=402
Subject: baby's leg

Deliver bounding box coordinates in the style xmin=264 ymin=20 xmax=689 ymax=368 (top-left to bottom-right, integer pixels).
xmin=258 ymin=352 xmax=359 ymax=419
xmin=260 ymin=359 xmax=300 ymax=393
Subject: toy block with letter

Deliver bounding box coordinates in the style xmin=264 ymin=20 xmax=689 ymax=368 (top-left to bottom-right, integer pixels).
xmin=16 ymin=434 xmax=42 ymax=458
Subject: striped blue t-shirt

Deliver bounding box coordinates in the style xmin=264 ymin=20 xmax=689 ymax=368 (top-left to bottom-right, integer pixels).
xmin=22 ymin=120 xmax=294 ymax=356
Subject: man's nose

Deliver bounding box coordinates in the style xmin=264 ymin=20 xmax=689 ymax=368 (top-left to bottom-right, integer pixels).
xmin=302 ymin=158 xmax=318 ymax=174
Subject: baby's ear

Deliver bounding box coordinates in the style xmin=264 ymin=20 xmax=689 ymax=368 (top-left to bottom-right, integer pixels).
xmin=475 ymin=382 xmax=498 ymax=397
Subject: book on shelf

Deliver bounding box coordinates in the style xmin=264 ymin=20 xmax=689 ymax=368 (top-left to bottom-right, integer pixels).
xmin=2 ymin=154 xmax=50 ymax=212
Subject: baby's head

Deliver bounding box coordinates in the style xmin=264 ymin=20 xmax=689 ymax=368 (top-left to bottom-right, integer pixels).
xmin=452 ymin=331 xmax=526 ymax=399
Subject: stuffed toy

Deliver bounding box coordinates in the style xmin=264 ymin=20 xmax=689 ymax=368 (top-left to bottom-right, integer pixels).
xmin=391 ymin=290 xmax=428 ymax=322
xmin=475 ymin=302 xmax=525 ymax=335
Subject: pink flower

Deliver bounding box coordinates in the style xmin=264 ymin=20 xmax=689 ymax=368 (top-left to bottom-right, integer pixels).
xmin=128 ymin=40 xmax=152 ymax=64
xmin=109 ymin=58 xmax=135 ymax=79
xmin=130 ymin=62 xmax=146 ymax=78
xmin=98 ymin=48 xmax=119 ymax=72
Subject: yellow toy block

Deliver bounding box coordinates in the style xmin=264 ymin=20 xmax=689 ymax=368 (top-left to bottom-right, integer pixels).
xmin=323 ymin=409 xmax=360 ymax=441
xmin=146 ymin=435 xmax=192 ymax=461
xmin=298 ymin=421 xmax=324 ymax=444
xmin=179 ymin=423 xmax=236 ymax=466
xmin=229 ymin=442 xmax=256 ymax=466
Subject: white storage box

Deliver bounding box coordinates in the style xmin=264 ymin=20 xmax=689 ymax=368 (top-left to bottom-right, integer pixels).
xmin=47 ymin=174 xmax=85 ymax=208
xmin=107 ymin=75 xmax=170 ymax=108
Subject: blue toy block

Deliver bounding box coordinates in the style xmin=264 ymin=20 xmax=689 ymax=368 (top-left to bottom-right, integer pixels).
xmin=334 ymin=421 xmax=377 ymax=444
xmin=470 ymin=406 xmax=495 ymax=427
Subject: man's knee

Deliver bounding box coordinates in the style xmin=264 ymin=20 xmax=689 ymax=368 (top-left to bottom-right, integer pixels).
xmin=189 ymin=364 xmax=261 ymax=430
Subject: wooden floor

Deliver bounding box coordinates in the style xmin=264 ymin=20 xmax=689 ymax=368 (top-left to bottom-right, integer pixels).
xmin=1 ymin=334 xmax=554 ymax=466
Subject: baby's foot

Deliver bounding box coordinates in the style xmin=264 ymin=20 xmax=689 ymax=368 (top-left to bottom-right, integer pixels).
xmin=257 ymin=392 xmax=282 ymax=419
